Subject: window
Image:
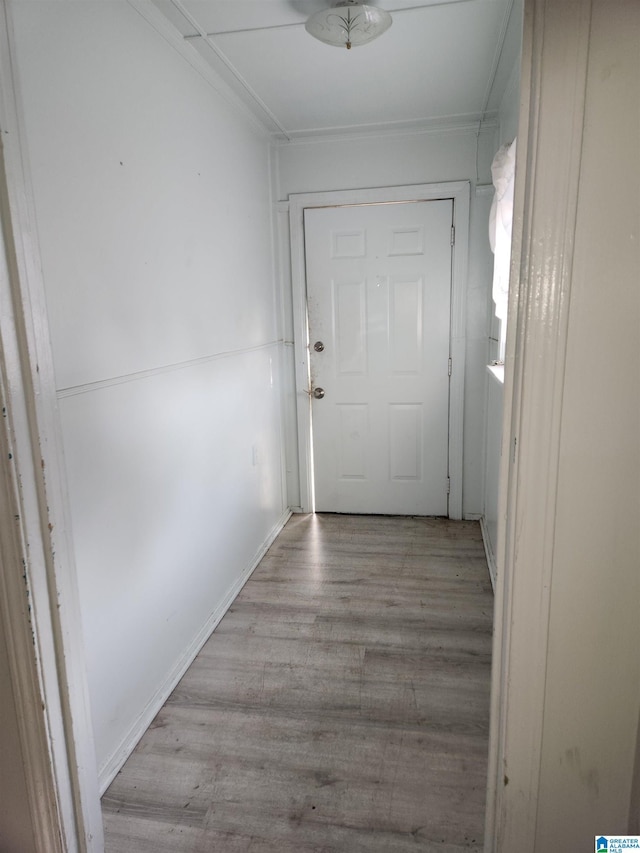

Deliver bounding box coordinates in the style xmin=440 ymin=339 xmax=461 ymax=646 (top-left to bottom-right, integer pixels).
xmin=489 ymin=138 xmax=517 ymax=363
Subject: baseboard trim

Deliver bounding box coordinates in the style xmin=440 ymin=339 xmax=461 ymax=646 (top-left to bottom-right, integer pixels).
xmin=479 ymin=515 xmax=497 ymax=592
xmin=98 ymin=507 xmax=292 ymax=794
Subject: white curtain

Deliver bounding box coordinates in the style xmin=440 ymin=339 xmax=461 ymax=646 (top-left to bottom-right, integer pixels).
xmin=489 ymin=138 xmax=517 ymax=321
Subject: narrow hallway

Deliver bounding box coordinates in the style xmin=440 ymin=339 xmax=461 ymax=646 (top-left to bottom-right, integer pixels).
xmin=102 ymin=514 xmax=493 ymax=852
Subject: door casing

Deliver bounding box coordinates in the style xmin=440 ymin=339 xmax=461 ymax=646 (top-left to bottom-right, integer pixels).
xmin=288 ymin=181 xmax=470 ymax=519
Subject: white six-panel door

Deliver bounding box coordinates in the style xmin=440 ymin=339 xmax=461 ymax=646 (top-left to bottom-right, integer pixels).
xmin=304 ymin=200 xmax=453 ymax=515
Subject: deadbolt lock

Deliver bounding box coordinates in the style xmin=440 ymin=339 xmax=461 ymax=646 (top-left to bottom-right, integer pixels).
xmin=313 ymin=341 xmax=325 ymax=352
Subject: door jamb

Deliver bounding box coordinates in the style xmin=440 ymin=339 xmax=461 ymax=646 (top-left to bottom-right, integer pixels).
xmin=484 ymin=0 xmax=593 ymax=849
xmin=288 ymin=181 xmax=469 ymax=519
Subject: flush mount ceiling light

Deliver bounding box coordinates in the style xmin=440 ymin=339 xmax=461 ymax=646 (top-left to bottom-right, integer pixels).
xmin=305 ymin=0 xmax=392 ymax=49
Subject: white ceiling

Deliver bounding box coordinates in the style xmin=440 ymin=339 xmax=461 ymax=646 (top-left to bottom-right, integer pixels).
xmin=150 ymin=0 xmax=521 ymax=141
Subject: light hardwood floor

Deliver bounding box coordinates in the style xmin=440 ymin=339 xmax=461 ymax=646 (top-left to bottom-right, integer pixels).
xmin=103 ymin=514 xmax=493 ymax=852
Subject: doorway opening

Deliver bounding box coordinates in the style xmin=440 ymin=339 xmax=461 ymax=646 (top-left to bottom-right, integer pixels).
xmin=289 ymin=182 xmax=470 ymax=520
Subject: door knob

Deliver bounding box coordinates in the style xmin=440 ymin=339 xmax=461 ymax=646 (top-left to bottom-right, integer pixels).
xmin=313 ymin=387 xmax=325 ymax=399
xmin=314 ymin=341 xmax=325 ymax=352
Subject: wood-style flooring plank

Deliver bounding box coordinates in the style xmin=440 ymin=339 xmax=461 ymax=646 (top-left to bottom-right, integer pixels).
xmin=103 ymin=514 xmax=492 ymax=852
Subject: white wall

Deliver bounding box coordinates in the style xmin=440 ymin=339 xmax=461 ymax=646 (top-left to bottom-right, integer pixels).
xmin=11 ymin=0 xmax=288 ymax=786
xmin=482 ymin=367 xmax=504 ymax=582
xmin=481 ymin=0 xmax=522 ymax=574
xmin=275 ymin=126 xmax=497 ymax=517
xmin=498 ymin=58 xmax=521 ymax=148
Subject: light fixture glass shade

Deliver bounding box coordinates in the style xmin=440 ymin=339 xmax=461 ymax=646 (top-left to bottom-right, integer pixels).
xmin=305 ymin=1 xmax=392 ymax=49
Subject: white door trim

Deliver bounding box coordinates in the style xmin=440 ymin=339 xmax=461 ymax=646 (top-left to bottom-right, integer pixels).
xmin=0 ymin=3 xmax=103 ymax=850
xmin=289 ymin=181 xmax=470 ymax=519
xmin=484 ymin=0 xmax=593 ymax=849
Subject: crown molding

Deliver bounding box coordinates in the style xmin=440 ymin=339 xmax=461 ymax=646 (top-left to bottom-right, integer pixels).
xmin=128 ymin=0 xmax=279 ymax=141
xmin=274 ymin=112 xmax=499 ymax=146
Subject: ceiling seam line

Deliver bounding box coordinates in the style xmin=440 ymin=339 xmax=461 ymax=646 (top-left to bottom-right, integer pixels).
xmin=170 ymin=0 xmax=292 ymax=141
xmin=183 ymin=0 xmax=474 ymax=39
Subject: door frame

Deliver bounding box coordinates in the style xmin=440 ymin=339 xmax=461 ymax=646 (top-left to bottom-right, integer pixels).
xmin=288 ymin=181 xmax=470 ymax=519
xmin=0 ymin=3 xmax=103 ymax=849
xmin=484 ymin=0 xmax=595 ymax=848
